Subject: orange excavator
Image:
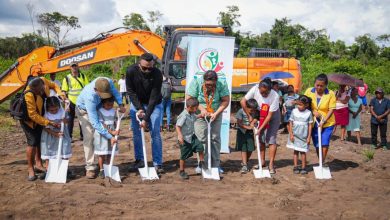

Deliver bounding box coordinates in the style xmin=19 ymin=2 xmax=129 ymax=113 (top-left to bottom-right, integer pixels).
xmin=0 ymin=25 xmax=301 ymax=103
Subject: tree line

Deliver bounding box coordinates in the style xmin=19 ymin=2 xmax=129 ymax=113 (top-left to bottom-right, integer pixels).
xmin=0 ymin=6 xmax=389 ymax=93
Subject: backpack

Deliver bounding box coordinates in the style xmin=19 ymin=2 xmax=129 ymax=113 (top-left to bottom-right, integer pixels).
xmin=161 ymin=80 xmax=172 ymax=99
xmin=9 ymin=75 xmax=39 ymax=120
xmin=9 ymin=90 xmax=35 ymax=121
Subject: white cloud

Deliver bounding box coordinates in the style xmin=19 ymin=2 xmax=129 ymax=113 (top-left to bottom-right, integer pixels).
xmin=0 ymin=0 xmax=389 ymax=45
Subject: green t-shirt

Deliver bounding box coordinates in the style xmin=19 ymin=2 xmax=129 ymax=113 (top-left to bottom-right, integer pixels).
xmin=176 ymin=109 xmax=196 ymax=143
xmin=187 ymin=77 xmax=230 ymax=112
xmin=235 ymin=108 xmax=250 ymax=133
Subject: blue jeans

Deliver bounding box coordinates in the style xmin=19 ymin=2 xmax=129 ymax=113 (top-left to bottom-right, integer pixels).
xmin=130 ymin=103 xmax=163 ymax=166
xmin=160 ymin=98 xmax=172 ymax=126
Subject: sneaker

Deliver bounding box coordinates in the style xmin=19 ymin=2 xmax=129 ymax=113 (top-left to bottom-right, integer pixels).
xmin=241 ymin=165 xmax=249 ymax=174
xmin=155 ymin=165 xmax=165 ymax=174
xmin=129 ymin=160 xmax=145 ymax=171
xmin=300 ymin=168 xmax=308 ymax=175
xmin=195 ymin=161 xmax=203 ymax=174
xmin=86 ymin=170 xmax=96 ymax=179
xmin=98 ymin=170 xmax=105 ymax=179
xmin=293 ymin=166 xmax=300 ymax=174
xmin=218 ymin=167 xmax=224 ymax=174
xmin=382 ymin=145 xmax=389 ymax=151
xmin=179 ymin=170 xmax=189 ymax=180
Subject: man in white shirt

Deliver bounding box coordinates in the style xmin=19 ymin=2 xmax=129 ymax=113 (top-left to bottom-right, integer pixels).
xmin=118 ymin=74 xmax=129 ymax=104
xmin=50 ymin=73 xmax=61 ymax=87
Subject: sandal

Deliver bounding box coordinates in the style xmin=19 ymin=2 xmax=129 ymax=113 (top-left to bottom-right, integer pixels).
xmin=300 ymin=168 xmax=308 ymax=175
xmin=269 ymin=167 xmax=276 ymax=174
xmin=37 ymin=172 xmax=46 ymax=180
xmin=34 ymin=167 xmax=46 ymax=173
xmin=28 ymin=175 xmax=37 ymax=181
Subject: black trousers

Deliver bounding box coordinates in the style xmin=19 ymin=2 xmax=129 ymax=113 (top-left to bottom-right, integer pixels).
xmin=371 ymin=123 xmax=387 ymax=146
xmin=121 ymin=92 xmax=129 ymax=104
xmin=69 ymin=102 xmax=83 ymax=139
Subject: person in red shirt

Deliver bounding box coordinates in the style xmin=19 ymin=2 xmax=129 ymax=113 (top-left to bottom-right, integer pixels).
xmin=358 ymin=78 xmax=369 ymax=113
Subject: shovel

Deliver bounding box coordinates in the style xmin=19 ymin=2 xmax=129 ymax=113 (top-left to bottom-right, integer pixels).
xmin=313 ymin=116 xmax=332 ymax=179
xmin=103 ymin=109 xmax=125 ymax=182
xmin=45 ymin=101 xmax=70 ymax=184
xmin=136 ymin=113 xmax=159 ymax=181
xmin=253 ymin=124 xmax=271 ymax=178
xmin=202 ymin=116 xmax=220 ymax=180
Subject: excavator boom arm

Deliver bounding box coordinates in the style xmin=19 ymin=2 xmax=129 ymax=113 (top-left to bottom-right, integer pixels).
xmin=0 ymin=30 xmax=165 ymax=103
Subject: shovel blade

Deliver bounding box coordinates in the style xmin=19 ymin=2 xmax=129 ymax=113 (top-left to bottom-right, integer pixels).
xmin=195 ymin=166 xmax=202 ymax=175
xmin=313 ymin=166 xmax=332 ymax=179
xmin=253 ymin=169 xmax=271 ymax=178
xmin=138 ymin=167 xmax=159 ymax=180
xmin=45 ymin=159 xmax=68 ymax=184
xmin=202 ymin=168 xmax=220 ymax=180
xmin=103 ymin=164 xmax=121 ymax=182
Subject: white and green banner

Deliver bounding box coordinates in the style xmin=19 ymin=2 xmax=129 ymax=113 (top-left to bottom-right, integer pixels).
xmin=185 ymin=35 xmax=235 ymax=153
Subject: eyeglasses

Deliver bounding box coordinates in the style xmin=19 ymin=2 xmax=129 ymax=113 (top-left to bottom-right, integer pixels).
xmin=139 ymin=64 xmax=153 ymax=72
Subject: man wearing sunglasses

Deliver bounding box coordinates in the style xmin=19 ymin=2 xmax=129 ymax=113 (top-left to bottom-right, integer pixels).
xmin=126 ymin=53 xmax=164 ymax=174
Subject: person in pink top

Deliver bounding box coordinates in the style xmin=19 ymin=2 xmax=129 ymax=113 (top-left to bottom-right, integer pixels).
xmin=358 ymin=78 xmax=369 ymax=113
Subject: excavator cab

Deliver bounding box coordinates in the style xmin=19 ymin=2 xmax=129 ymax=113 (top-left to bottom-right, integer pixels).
xmin=161 ymin=25 xmax=227 ymax=92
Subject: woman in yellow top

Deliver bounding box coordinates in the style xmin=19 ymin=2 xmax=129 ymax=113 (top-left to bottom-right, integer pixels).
xmin=304 ymin=74 xmax=336 ymax=163
xmin=21 ymin=77 xmax=65 ymax=181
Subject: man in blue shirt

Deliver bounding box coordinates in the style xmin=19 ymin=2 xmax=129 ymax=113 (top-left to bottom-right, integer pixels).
xmin=369 ymin=87 xmax=390 ymax=150
xmin=76 ymin=77 xmax=125 ymax=179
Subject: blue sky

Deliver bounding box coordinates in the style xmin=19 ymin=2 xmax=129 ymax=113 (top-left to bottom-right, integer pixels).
xmin=0 ymin=0 xmax=389 ymax=45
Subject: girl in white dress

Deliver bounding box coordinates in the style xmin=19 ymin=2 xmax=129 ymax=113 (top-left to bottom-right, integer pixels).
xmin=287 ymin=95 xmax=313 ymax=174
xmin=41 ymin=97 xmax=72 ymax=169
xmin=93 ymin=97 xmax=118 ymax=178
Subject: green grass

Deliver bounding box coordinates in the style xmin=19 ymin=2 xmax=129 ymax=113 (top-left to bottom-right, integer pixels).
xmin=0 ymin=100 xmax=16 ymax=132
xmin=362 ymin=148 xmax=375 ymax=161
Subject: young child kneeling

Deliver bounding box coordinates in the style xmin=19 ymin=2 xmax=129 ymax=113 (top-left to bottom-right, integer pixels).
xmin=41 ymin=97 xmax=72 ymax=178
xmin=286 ymin=95 xmax=313 ymax=174
xmin=176 ymin=98 xmax=204 ymax=180
xmin=236 ymin=99 xmax=259 ymax=173
xmin=93 ymin=97 xmax=119 ymax=178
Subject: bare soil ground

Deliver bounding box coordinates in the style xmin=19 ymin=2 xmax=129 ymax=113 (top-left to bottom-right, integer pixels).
xmin=0 ymin=108 xmax=389 ymax=219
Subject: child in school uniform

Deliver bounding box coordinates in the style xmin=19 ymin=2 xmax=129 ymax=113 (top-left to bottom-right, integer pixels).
xmin=286 ymin=95 xmax=313 ymax=174
xmin=93 ymin=97 xmax=119 ymax=178
xmin=40 ymin=96 xmax=72 ymax=177
xmin=176 ymin=97 xmax=204 ymax=180
xmin=236 ymin=98 xmax=259 ymax=174
xmin=347 ymin=88 xmax=363 ymax=145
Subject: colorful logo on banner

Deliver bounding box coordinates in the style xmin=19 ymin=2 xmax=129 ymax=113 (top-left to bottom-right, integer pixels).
xmin=196 ymin=48 xmax=226 ymax=78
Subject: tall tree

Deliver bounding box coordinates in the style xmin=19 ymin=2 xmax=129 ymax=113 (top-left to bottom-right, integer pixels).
xmin=122 ymin=13 xmax=150 ymax=31
xmin=269 ymin=18 xmax=306 ymax=57
xmin=217 ymin=5 xmax=241 ymax=36
xmin=37 ymin=12 xmax=80 ymax=46
xmin=26 ymin=1 xmax=36 ymax=35
xmin=351 ymin=34 xmax=379 ymax=64
xmin=147 ymin=10 xmax=163 ymax=36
